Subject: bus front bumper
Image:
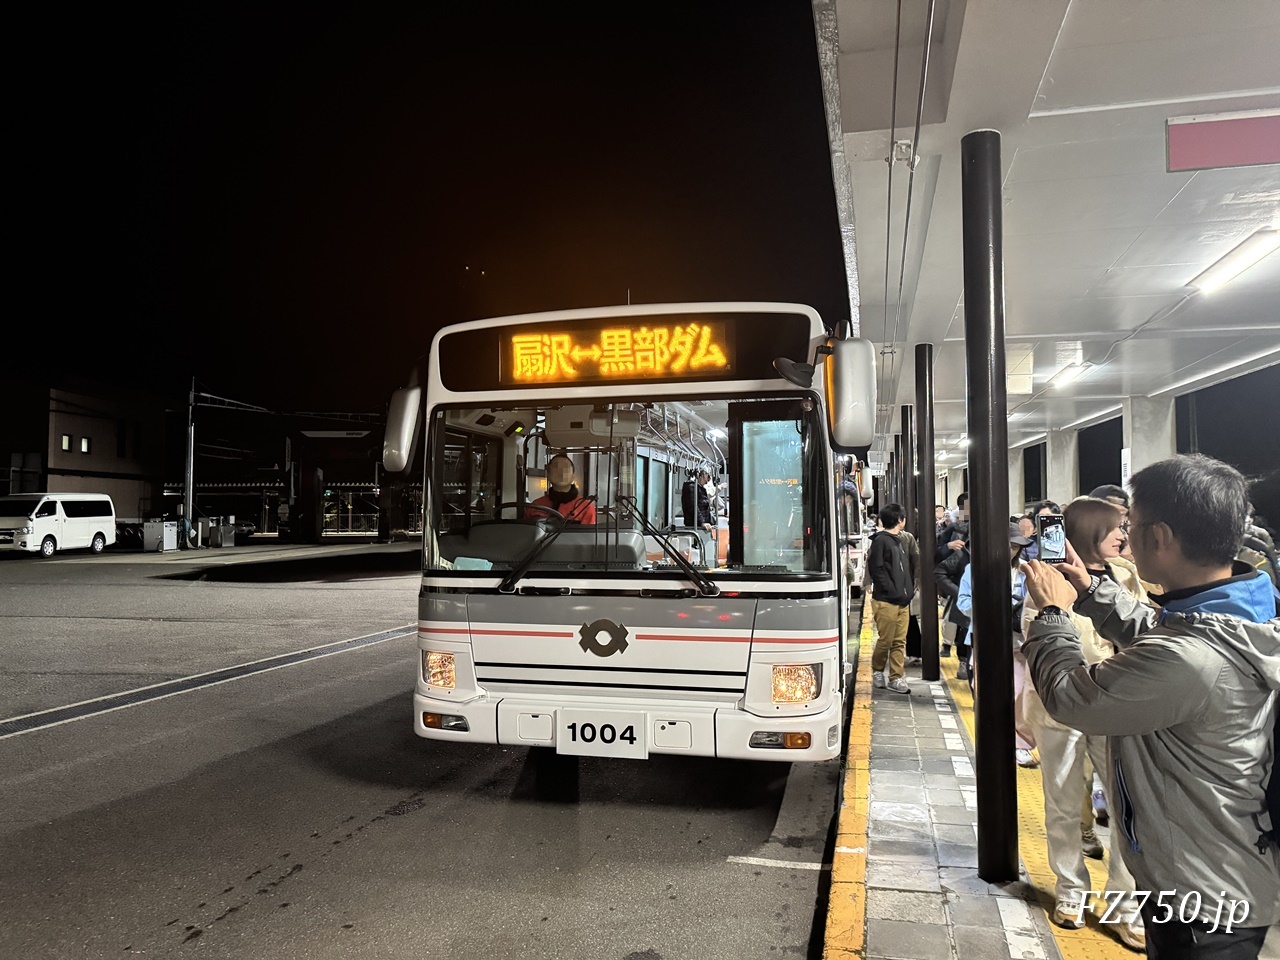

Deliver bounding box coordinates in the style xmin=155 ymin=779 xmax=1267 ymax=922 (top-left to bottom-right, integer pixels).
xmin=412 ymin=691 xmax=842 ymax=762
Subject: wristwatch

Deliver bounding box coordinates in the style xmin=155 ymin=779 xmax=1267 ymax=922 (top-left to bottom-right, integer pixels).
xmin=1034 ymin=605 xmax=1070 ymax=622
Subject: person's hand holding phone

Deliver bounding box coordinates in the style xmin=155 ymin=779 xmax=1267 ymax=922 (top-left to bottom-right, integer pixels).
xmin=1023 ymin=540 xmax=1091 ymax=613
xmin=1023 ymin=559 xmax=1078 ymax=611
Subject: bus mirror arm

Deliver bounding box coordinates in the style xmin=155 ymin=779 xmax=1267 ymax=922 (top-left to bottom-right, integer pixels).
xmin=773 ymin=344 xmax=834 ymax=388
xmin=617 ymin=496 xmax=719 ymax=598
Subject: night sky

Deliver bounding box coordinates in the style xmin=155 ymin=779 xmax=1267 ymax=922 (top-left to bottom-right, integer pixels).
xmin=16 ymin=4 xmax=1273 ymax=496
xmin=25 ymin=3 xmax=845 ymax=413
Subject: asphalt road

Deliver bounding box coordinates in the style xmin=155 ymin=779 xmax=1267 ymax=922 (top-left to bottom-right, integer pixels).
xmin=0 ymin=543 xmax=840 ymax=960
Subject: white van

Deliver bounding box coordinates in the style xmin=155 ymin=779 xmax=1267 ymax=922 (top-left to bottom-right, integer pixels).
xmin=0 ymin=493 xmax=117 ymax=557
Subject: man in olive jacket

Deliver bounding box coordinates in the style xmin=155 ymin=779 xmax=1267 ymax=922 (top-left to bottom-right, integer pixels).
xmin=1022 ymin=455 xmax=1280 ymax=957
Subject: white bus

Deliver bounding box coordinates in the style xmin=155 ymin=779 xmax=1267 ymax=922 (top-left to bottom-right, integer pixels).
xmin=0 ymin=493 xmax=117 ymax=557
xmin=383 ymin=302 xmax=874 ymax=762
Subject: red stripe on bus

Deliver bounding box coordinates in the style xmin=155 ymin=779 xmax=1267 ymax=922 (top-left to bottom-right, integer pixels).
xmin=634 ymin=634 xmax=753 ymax=643
xmin=419 ymin=627 xmax=472 ymax=635
xmin=753 ymin=636 xmax=839 ymax=644
xmin=468 ymin=629 xmax=576 ymax=638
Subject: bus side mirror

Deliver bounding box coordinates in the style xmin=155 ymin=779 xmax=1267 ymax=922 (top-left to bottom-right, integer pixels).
xmin=858 ymin=464 xmax=874 ymax=500
xmin=383 ymin=385 xmax=422 ymax=474
xmin=823 ymin=338 xmax=876 ymax=450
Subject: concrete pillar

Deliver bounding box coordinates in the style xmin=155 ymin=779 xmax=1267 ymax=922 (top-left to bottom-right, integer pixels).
xmin=1122 ymin=396 xmax=1176 ymax=476
xmin=1046 ymin=429 xmax=1078 ymax=507
xmin=1008 ymin=447 xmax=1025 ymax=517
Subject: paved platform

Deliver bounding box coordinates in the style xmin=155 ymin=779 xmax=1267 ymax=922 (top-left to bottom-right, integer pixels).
xmin=824 ymin=612 xmax=1279 ymax=960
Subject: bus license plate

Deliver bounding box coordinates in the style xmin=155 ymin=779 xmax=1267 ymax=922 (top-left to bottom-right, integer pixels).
xmin=556 ymin=709 xmax=648 ymax=759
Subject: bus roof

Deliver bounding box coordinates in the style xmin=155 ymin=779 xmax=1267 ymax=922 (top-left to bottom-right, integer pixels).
xmin=428 ymin=301 xmax=827 ymax=345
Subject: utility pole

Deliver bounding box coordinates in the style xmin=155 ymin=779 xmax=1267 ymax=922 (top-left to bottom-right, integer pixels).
xmin=183 ymin=377 xmax=195 ymax=548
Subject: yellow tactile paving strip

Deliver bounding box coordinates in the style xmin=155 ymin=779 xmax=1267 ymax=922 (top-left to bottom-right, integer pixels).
xmin=823 ymin=614 xmax=875 ymax=959
xmin=940 ymin=656 xmax=1139 ymax=959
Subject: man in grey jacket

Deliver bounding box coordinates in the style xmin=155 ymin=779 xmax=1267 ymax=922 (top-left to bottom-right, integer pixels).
xmin=1021 ymin=455 xmax=1280 ymax=958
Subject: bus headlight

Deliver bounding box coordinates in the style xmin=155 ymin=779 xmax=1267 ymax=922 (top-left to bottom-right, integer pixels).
xmin=17 ymin=525 xmax=32 ymax=535
xmin=771 ymin=664 xmax=821 ymax=703
xmin=423 ymin=651 xmax=456 ymax=689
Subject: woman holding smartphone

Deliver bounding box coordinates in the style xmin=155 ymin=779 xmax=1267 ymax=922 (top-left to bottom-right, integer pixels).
xmin=1020 ymin=497 xmax=1147 ymax=951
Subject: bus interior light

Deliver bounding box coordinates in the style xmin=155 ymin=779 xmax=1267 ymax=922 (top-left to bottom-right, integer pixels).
xmin=422 ymin=712 xmax=469 ymax=732
xmin=423 ymin=651 xmax=456 ymax=688
xmin=771 ymin=664 xmax=821 ymax=703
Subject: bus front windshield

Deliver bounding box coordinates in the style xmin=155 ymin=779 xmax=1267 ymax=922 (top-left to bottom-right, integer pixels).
xmin=424 ymin=395 xmax=831 ymax=579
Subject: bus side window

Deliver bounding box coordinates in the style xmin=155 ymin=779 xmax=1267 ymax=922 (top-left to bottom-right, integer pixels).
xmin=36 ymin=501 xmax=57 ymax=518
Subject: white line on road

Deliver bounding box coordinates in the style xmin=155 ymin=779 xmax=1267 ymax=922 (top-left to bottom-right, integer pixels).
xmin=0 ymin=624 xmax=416 ymax=739
xmin=726 ymin=856 xmax=830 ymax=871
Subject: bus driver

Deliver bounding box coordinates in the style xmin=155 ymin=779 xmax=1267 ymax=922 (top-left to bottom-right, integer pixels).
xmin=533 ymin=454 xmax=597 ymax=524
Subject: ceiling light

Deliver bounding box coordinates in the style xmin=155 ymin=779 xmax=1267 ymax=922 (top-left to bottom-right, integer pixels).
xmin=1049 ymin=362 xmax=1093 ymax=389
xmin=1187 ymin=226 xmax=1280 ymax=293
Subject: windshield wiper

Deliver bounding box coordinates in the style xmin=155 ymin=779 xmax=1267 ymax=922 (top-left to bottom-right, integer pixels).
xmin=617 ymin=495 xmax=719 ymax=597
xmin=497 ymin=499 xmax=593 ymax=594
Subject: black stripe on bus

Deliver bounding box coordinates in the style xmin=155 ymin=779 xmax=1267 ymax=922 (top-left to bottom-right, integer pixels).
xmin=473 ymin=661 xmax=744 ymax=677
xmin=0 ymin=626 xmax=416 ymax=738
xmin=475 ymin=677 xmax=742 ymax=694
xmin=425 ymin=586 xmax=839 ymax=600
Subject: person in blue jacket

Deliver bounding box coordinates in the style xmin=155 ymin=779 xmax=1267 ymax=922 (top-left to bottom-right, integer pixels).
xmin=1023 ymin=455 xmax=1280 ymax=957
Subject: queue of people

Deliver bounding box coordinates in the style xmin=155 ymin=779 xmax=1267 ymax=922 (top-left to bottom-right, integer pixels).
xmin=864 ymin=453 xmax=1280 ymax=957
xmin=1023 ymin=454 xmax=1280 ymax=957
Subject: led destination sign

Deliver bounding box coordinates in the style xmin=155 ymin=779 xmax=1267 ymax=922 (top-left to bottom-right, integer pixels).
xmin=437 ymin=311 xmax=812 ymax=392
xmin=503 ymin=321 xmax=731 ymax=384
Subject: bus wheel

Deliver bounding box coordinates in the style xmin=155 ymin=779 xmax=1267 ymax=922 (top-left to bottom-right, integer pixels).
xmin=91 ymin=533 xmax=106 ymax=554
xmin=40 ymin=536 xmax=57 ymax=558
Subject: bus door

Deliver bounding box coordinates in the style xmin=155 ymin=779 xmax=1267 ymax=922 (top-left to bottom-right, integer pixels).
xmin=726 ymin=399 xmax=825 ymax=574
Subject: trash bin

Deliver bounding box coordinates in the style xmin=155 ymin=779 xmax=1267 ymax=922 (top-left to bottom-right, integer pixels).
xmin=143 ymin=521 xmax=178 ymax=553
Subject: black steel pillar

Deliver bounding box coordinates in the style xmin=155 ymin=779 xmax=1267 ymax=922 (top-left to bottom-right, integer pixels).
xmin=901 ymin=406 xmax=916 ymax=533
xmin=915 ymin=344 xmax=939 ymax=682
xmin=892 ymin=434 xmax=904 ymax=504
xmin=961 ymin=129 xmax=1017 ymax=882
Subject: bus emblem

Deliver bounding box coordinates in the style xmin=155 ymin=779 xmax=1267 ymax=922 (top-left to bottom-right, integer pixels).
xmin=579 ymin=619 xmax=629 ymax=658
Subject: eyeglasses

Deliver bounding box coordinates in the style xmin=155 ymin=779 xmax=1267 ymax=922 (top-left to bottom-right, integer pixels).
xmin=1119 ymin=521 xmax=1131 ymax=533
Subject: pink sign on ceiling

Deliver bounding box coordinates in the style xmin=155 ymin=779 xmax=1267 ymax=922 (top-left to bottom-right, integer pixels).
xmin=1166 ymin=110 xmax=1280 ymax=172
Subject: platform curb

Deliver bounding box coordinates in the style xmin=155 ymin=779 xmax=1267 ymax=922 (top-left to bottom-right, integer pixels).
xmin=823 ymin=610 xmax=875 ymax=958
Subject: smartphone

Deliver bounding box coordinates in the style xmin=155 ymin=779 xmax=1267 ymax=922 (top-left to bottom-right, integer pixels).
xmin=1037 ymin=514 xmax=1067 ymax=564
